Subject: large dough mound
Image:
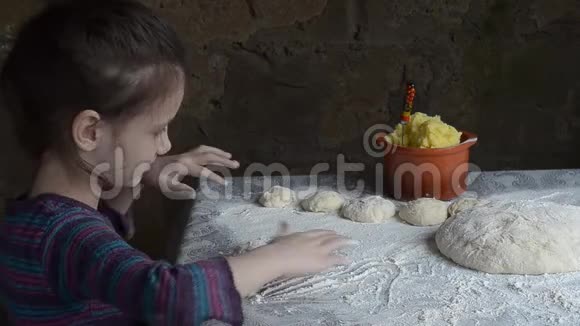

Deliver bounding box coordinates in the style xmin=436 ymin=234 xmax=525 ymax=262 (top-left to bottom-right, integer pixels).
xmin=436 ymin=200 xmax=580 ymax=274
xmin=447 ymin=198 xmax=488 ymax=216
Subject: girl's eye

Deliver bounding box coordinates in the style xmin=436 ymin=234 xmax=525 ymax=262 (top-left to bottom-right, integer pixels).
xmin=154 ymin=126 xmax=168 ymax=136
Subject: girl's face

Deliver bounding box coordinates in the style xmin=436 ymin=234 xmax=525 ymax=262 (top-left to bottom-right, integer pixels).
xmin=92 ymin=81 xmax=184 ymax=189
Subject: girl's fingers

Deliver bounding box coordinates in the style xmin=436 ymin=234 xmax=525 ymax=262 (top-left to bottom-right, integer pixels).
xmin=198 ymin=167 xmax=226 ymax=185
xmin=317 ymin=234 xmax=348 ymax=245
xmin=162 ymin=182 xmax=196 ymax=200
xmin=302 ymin=229 xmax=338 ymax=238
xmin=200 ymin=153 xmax=239 ymax=169
xmin=202 ymin=160 xmax=240 ymax=170
xmin=196 ymin=145 xmax=233 ymax=159
xmin=184 ymin=161 xmax=228 ymax=185
xmin=206 ymin=162 xmax=227 ymax=168
xmin=214 ymin=159 xmax=239 ymax=169
xmin=157 ymin=169 xmax=196 ymax=200
xmin=320 ymin=236 xmax=356 ymax=252
xmin=316 ymin=234 xmax=339 ymax=245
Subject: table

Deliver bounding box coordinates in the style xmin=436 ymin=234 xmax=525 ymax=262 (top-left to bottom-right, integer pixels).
xmin=179 ymin=170 xmax=580 ymax=326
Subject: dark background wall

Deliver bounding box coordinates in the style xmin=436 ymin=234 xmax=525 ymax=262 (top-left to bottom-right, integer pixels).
xmin=146 ymin=0 xmax=580 ymax=173
xmin=0 ymin=0 xmax=579 ymax=288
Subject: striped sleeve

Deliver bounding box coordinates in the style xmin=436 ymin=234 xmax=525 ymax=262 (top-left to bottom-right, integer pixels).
xmin=40 ymin=213 xmax=243 ymax=325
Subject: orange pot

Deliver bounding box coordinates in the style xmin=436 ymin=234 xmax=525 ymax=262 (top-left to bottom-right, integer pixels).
xmin=376 ymin=131 xmax=478 ymax=201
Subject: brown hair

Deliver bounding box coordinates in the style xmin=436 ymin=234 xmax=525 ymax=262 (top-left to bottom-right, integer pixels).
xmin=0 ymin=0 xmax=188 ymax=159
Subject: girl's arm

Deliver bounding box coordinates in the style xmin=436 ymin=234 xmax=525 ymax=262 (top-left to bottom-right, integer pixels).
xmin=41 ymin=212 xmax=352 ymax=325
xmin=41 ymin=213 xmax=242 ymax=325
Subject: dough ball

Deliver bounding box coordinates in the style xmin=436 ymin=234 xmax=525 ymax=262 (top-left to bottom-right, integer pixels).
xmin=341 ymin=196 xmax=396 ymax=223
xmin=399 ymin=198 xmax=448 ymax=226
xmin=259 ymin=186 xmax=297 ymax=208
xmin=447 ymin=198 xmax=487 ymax=216
xmin=301 ymin=191 xmax=345 ymax=213
xmin=436 ymin=200 xmax=580 ymax=274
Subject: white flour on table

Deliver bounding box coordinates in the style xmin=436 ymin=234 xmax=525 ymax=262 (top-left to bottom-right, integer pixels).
xmin=185 ymin=186 xmax=580 ymax=326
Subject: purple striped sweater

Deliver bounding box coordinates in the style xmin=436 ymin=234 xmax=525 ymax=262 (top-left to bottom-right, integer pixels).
xmin=0 ymin=193 xmax=243 ymax=325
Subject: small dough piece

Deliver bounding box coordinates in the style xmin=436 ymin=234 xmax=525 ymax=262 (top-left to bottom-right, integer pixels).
xmin=448 ymin=198 xmax=487 ymax=216
xmin=301 ymin=191 xmax=345 ymax=213
xmin=259 ymin=186 xmax=297 ymax=208
xmin=341 ymin=196 xmax=396 ymax=223
xmin=399 ymin=198 xmax=448 ymax=226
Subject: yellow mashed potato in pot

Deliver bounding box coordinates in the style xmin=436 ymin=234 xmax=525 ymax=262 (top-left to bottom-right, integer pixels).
xmin=385 ymin=112 xmax=462 ymax=148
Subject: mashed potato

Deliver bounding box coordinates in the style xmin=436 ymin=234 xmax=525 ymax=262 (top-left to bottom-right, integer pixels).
xmin=385 ymin=112 xmax=462 ymax=148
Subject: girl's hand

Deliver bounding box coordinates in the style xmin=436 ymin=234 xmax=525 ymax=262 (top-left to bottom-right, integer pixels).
xmin=226 ymin=228 xmax=354 ymax=297
xmin=143 ymin=145 xmax=239 ymax=199
xmin=266 ymin=229 xmax=352 ymax=278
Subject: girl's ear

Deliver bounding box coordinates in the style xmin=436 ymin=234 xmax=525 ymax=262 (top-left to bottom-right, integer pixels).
xmin=71 ymin=109 xmax=103 ymax=152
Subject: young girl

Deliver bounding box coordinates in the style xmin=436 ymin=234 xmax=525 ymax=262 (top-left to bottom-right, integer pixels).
xmin=0 ymin=1 xmax=352 ymax=325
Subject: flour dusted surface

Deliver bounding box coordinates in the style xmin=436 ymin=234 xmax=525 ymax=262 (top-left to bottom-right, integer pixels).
xmin=182 ymin=172 xmax=580 ymax=325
